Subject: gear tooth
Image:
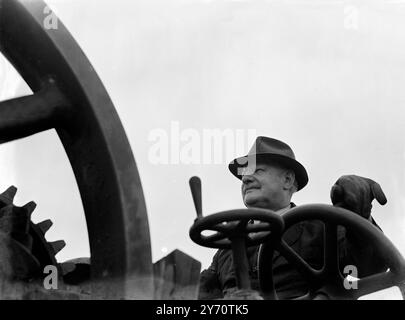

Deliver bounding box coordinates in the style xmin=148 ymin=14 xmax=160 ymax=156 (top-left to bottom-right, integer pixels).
xmin=50 ymin=240 xmax=66 ymax=254
xmin=0 ymin=186 xmax=17 ymax=205
xmin=37 ymin=219 xmax=53 ymax=234
xmin=5 ymin=186 xmax=17 ymax=198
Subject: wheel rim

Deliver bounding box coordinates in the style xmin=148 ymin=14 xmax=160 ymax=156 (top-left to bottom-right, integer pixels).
xmin=190 ymin=208 xmax=284 ymax=290
xmin=259 ymin=204 xmax=405 ymax=300
xmin=190 ymin=208 xmax=284 ymax=249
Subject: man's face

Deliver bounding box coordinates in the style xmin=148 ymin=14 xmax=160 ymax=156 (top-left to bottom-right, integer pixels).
xmin=241 ymin=162 xmax=287 ymax=211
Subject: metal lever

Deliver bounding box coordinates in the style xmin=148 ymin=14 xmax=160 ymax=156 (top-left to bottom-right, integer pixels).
xmin=189 ymin=176 xmax=202 ymax=218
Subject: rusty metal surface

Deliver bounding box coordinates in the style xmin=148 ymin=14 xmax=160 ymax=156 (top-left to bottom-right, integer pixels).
xmin=153 ymin=249 xmax=201 ymax=300
xmin=0 ymin=0 xmax=153 ymax=298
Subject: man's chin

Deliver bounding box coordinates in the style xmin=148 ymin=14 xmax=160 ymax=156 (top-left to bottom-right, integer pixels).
xmin=244 ymin=196 xmax=266 ymax=209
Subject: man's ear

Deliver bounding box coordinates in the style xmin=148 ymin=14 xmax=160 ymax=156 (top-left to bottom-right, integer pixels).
xmin=283 ymin=170 xmax=295 ymax=190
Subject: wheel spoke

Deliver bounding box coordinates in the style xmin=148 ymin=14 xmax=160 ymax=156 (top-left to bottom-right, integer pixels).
xmin=323 ymin=222 xmax=339 ymax=276
xmin=235 ymin=219 xmax=250 ymax=231
xmin=208 ymin=220 xmax=249 ymax=235
xmin=277 ymin=240 xmax=320 ymax=284
xmin=246 ymin=232 xmax=272 ymax=246
xmin=246 ymin=222 xmax=271 ymax=233
xmin=208 ymin=222 xmax=235 ymax=233
xmin=203 ymin=232 xmax=228 ymax=243
xmin=352 ymin=271 xmax=396 ymax=299
xmin=0 ymin=85 xmax=70 ymax=144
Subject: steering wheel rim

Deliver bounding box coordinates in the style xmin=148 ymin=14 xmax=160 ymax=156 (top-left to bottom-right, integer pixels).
xmin=190 ymin=208 xmax=284 ymax=290
xmin=258 ymin=204 xmax=405 ymax=300
xmin=189 ymin=208 xmax=284 ymax=249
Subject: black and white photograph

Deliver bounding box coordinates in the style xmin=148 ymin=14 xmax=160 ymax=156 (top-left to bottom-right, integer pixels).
xmin=0 ymin=0 xmax=404 ymax=303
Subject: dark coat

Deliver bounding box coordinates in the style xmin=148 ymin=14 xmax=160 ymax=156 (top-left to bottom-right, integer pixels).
xmin=198 ymin=205 xmax=386 ymax=300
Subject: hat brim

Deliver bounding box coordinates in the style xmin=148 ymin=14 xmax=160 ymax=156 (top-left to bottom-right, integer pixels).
xmin=228 ymin=153 xmax=308 ymax=191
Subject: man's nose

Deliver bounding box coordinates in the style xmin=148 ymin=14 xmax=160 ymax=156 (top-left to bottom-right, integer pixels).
xmin=242 ymin=174 xmax=254 ymax=184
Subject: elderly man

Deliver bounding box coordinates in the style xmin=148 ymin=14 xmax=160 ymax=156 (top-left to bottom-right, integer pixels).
xmin=198 ymin=136 xmax=387 ymax=299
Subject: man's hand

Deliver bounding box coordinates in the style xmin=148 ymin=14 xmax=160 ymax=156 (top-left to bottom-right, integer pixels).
xmin=330 ymin=175 xmax=387 ymax=220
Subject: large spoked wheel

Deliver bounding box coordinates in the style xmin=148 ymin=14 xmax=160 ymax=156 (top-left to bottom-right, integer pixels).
xmin=258 ymin=204 xmax=405 ymax=300
xmin=190 ymin=208 xmax=284 ymax=290
xmin=0 ymin=0 xmax=152 ymax=298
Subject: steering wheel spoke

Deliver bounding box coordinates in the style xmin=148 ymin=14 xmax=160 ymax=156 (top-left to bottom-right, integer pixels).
xmin=353 ymin=271 xmax=398 ymax=299
xmin=246 ymin=232 xmax=272 ymax=246
xmin=246 ymin=222 xmax=271 ymax=233
xmin=323 ymin=222 xmax=340 ymax=277
xmin=203 ymin=231 xmax=228 ymax=243
xmin=209 ymin=222 xmax=235 ymax=233
xmin=277 ymin=240 xmax=321 ymax=285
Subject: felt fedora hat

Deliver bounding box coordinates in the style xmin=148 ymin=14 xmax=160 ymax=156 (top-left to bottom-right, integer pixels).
xmin=228 ymin=136 xmax=308 ymax=191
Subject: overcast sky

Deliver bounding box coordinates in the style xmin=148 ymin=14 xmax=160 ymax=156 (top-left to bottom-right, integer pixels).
xmin=1 ymin=0 xmax=405 ymax=298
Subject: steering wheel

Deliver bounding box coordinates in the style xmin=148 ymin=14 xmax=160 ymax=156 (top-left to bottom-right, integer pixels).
xmin=190 ymin=208 xmax=284 ymax=290
xmin=258 ymin=204 xmax=405 ymax=300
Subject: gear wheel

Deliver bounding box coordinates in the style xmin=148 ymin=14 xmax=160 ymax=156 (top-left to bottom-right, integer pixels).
xmin=30 ymin=220 xmax=65 ymax=272
xmin=0 ymin=186 xmax=65 ymax=279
